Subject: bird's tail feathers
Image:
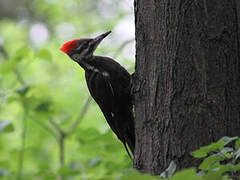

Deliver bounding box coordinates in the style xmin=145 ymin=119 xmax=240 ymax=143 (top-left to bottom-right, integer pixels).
xmin=123 ymin=143 xmax=134 ymax=160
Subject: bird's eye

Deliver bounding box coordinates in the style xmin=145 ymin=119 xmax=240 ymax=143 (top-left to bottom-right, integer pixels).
xmin=82 ymin=42 xmax=88 ymax=48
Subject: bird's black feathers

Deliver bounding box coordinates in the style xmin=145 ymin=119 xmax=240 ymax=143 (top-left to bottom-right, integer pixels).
xmin=84 ymin=56 xmax=135 ymax=157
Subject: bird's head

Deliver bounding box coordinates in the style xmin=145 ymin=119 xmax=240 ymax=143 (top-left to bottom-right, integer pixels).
xmin=60 ymin=31 xmax=111 ymax=62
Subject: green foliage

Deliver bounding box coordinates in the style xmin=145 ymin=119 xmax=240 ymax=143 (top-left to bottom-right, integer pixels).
xmin=192 ymin=136 xmax=240 ymax=179
xmin=170 ymin=169 xmax=202 ymax=180
xmin=0 ymin=121 xmax=14 ymax=133
xmin=119 ymin=137 xmax=240 ymax=180
xmin=35 ymin=48 xmax=52 ymax=61
xmin=121 ymin=171 xmax=159 ymax=180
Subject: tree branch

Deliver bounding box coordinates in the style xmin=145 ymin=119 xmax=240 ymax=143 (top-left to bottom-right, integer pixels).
xmin=17 ymin=108 xmax=28 ymax=180
xmin=48 ymin=118 xmax=66 ymax=136
xmin=66 ymin=97 xmax=92 ymax=135
xmin=31 ymin=117 xmax=58 ymax=141
xmin=14 ymin=69 xmax=26 ymax=85
xmin=48 ymin=118 xmax=66 ymax=180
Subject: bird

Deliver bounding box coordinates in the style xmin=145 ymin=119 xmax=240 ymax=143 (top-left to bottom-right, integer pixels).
xmin=60 ymin=31 xmax=135 ymax=159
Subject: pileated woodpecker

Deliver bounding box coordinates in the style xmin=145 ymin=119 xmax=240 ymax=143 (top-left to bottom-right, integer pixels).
xmin=60 ymin=31 xmax=135 ymax=158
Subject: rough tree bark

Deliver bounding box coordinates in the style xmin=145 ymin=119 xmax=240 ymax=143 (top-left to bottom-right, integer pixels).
xmin=133 ymin=0 xmax=240 ymax=174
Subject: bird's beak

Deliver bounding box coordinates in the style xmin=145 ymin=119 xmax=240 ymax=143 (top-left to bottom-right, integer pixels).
xmin=94 ymin=31 xmax=111 ymax=42
xmin=91 ymin=31 xmax=111 ymax=50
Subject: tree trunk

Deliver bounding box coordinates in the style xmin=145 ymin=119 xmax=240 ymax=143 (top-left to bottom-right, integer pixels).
xmin=133 ymin=0 xmax=240 ymax=174
xmin=237 ymin=0 xmax=240 ymax=37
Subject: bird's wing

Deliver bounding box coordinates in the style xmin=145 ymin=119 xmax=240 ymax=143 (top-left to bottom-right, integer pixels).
xmin=85 ymin=66 xmax=135 ymax=158
xmin=85 ymin=70 xmax=125 ymax=142
xmin=101 ymin=72 xmax=135 ymax=158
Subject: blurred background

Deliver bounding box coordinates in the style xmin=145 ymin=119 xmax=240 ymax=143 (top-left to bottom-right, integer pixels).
xmin=0 ymin=0 xmax=135 ymax=179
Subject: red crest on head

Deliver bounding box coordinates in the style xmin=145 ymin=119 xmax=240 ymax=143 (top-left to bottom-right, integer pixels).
xmin=60 ymin=39 xmax=79 ymax=54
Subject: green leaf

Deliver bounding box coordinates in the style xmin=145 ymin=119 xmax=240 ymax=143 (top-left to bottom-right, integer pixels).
xmin=76 ymin=128 xmax=101 ymax=142
xmin=171 ymin=168 xmax=201 ymax=180
xmin=216 ymin=147 xmax=233 ymax=159
xmin=35 ymin=101 xmax=52 ymax=112
xmin=234 ymin=138 xmax=240 ymax=149
xmin=234 ymin=147 xmax=240 ymax=160
xmin=13 ymin=46 xmax=31 ymax=60
xmin=16 ymin=85 xmax=31 ymax=96
xmin=220 ymin=136 xmax=238 ymax=146
xmin=199 ymin=155 xmax=224 ymax=171
xmin=120 ymin=172 xmax=158 ymax=180
xmin=192 ymin=141 xmax=225 ymax=158
xmin=232 ymin=163 xmax=240 ymax=171
xmin=0 ymin=121 xmax=14 ymax=133
xmin=212 ymin=164 xmax=232 ymax=175
xmin=0 ymin=58 xmax=18 ymax=73
xmin=219 ymin=147 xmax=233 ymax=155
xmin=36 ymin=48 xmax=52 ymax=60
xmin=0 ymin=46 xmax=31 ymax=74
xmin=204 ymin=171 xmax=226 ymax=180
xmin=58 ymin=165 xmax=80 ymax=177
